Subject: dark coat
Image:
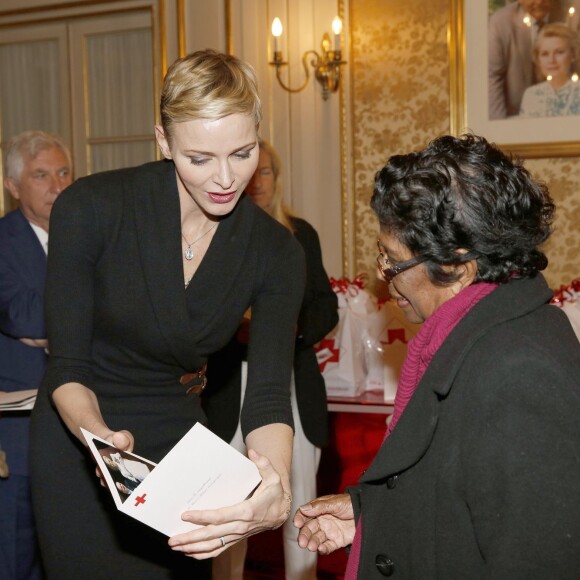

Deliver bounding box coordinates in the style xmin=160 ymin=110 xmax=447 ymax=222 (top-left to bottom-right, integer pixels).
xmin=348 ymin=275 xmax=580 ymax=579
xmin=0 ymin=208 xmax=48 ymax=475
xmin=203 ymin=217 xmax=338 ymax=447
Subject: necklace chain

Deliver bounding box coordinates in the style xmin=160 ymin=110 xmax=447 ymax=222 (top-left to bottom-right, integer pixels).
xmin=182 ymin=222 xmax=218 ymax=261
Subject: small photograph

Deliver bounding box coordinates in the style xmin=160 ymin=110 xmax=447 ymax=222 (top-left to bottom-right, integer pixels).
xmin=450 ymin=0 xmax=580 ymax=157
xmin=86 ymin=434 xmax=157 ymax=505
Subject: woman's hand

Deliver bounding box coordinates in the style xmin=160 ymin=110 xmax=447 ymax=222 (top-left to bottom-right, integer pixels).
xmin=51 ymin=382 xmax=135 ymax=486
xmin=52 ymin=382 xmax=133 ymax=448
xmin=293 ymin=493 xmax=356 ymax=555
xmin=167 ymin=448 xmax=291 ymax=559
xmin=94 ymin=428 xmax=134 ymax=453
xmin=91 ymin=428 xmax=135 ymax=488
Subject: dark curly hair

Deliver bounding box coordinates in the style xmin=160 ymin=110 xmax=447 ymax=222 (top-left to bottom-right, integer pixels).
xmin=370 ymin=134 xmax=555 ymax=284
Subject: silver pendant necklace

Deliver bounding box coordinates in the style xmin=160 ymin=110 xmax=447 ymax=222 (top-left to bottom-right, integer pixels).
xmin=181 ymin=222 xmax=217 ymax=261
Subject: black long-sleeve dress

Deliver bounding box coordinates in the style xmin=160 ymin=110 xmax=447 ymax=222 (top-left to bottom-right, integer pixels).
xmin=203 ymin=217 xmax=338 ymax=448
xmin=29 ymin=160 xmax=305 ymax=580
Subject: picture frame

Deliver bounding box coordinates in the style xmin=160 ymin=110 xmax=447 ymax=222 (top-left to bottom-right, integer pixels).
xmin=448 ymin=0 xmax=580 ymax=158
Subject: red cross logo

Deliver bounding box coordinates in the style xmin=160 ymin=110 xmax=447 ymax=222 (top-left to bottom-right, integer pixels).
xmin=316 ymin=338 xmax=340 ymax=372
xmin=381 ymin=328 xmax=408 ymax=345
xmin=134 ymin=493 xmax=147 ymax=507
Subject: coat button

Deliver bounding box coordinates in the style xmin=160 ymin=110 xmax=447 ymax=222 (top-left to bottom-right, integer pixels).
xmin=386 ymin=475 xmax=398 ymax=489
xmin=375 ymin=554 xmax=395 ymax=576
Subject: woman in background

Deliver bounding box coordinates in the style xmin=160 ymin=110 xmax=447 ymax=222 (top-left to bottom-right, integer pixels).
xmin=204 ymin=139 xmax=338 ymax=580
xmin=30 ymin=51 xmax=305 ymax=579
xmin=520 ymin=22 xmax=580 ymax=117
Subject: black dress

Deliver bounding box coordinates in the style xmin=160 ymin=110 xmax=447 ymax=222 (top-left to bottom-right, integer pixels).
xmin=30 ymin=161 xmax=305 ymax=579
xmin=203 ymin=217 xmax=339 ymax=449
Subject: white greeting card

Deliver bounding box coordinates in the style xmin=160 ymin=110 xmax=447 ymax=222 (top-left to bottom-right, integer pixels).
xmin=81 ymin=423 xmax=261 ymax=536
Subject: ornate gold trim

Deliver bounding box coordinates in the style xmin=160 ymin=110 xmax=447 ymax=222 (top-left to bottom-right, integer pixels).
xmin=87 ymin=134 xmax=156 ymax=144
xmin=225 ymin=0 xmax=232 ymax=55
xmin=339 ymin=0 xmax=351 ymax=276
xmin=0 ymin=5 xmax=149 ymax=29
xmin=501 ymin=141 xmax=580 ymax=159
xmin=0 ymin=0 xmax=123 ymax=18
xmin=158 ymin=0 xmax=167 ymax=76
xmin=177 ymin=0 xmax=185 ymax=57
xmin=448 ymin=0 xmax=580 ymax=158
xmin=448 ymin=0 xmax=465 ymax=137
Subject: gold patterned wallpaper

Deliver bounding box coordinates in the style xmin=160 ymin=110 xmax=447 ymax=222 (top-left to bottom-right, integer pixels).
xmin=350 ymin=0 xmax=580 ymax=290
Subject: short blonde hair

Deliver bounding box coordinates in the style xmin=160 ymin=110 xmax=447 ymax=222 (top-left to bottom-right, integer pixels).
xmin=160 ymin=49 xmax=262 ymax=138
xmin=534 ymin=23 xmax=580 ymax=64
xmin=258 ymin=139 xmax=295 ymax=233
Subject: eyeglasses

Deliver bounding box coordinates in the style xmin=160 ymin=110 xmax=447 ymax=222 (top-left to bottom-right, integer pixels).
xmin=376 ymin=239 xmax=428 ymax=282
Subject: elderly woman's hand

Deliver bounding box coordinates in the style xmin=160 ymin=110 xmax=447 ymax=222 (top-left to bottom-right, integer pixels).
xmin=293 ymin=493 xmax=356 ymax=555
xmin=167 ymin=448 xmax=291 ymax=559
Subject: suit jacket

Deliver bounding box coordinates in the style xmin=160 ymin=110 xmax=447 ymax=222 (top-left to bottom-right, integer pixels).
xmin=488 ymin=2 xmax=565 ymax=119
xmin=348 ymin=275 xmax=580 ymax=578
xmin=0 ymin=209 xmax=48 ymax=475
xmin=203 ymin=217 xmax=338 ymax=447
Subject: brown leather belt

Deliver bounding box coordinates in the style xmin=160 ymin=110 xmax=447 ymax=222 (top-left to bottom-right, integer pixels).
xmin=179 ymin=364 xmax=207 ymax=395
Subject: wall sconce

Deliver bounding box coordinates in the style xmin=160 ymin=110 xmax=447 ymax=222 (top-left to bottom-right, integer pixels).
xmin=269 ymin=16 xmax=347 ymax=101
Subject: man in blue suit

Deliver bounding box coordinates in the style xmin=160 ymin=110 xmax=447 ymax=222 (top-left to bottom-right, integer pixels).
xmin=0 ymin=131 xmax=72 ymax=580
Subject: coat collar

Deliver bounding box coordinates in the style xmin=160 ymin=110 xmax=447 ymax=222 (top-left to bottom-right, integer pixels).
xmin=360 ymin=275 xmax=553 ymax=483
xmin=5 ymin=209 xmax=47 ymax=282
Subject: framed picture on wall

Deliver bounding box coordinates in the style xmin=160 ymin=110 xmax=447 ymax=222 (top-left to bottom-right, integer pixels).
xmin=449 ymin=0 xmax=580 ymax=158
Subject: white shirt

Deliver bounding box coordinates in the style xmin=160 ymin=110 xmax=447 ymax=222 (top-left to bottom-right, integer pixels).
xmin=28 ymin=221 xmax=48 ymax=255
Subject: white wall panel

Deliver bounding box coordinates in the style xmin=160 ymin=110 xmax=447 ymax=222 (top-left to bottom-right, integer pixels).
xmin=229 ymin=0 xmax=348 ymax=278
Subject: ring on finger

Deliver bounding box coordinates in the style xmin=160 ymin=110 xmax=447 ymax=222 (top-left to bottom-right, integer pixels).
xmin=220 ymin=536 xmax=225 ymax=548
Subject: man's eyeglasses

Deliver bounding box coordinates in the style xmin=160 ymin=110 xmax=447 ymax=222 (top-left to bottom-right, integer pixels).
xmin=376 ymin=239 xmax=428 ymax=282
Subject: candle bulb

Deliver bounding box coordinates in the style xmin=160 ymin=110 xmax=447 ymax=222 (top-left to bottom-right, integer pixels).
xmin=272 ymin=17 xmax=283 ymax=56
xmin=332 ymin=16 xmax=342 ymax=53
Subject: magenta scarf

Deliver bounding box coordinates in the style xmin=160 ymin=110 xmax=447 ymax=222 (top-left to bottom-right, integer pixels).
xmin=344 ymin=282 xmax=498 ymax=579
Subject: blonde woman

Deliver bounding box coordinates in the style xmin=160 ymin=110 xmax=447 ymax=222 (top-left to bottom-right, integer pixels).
xmin=205 ymin=140 xmax=338 ymax=580
xmin=520 ymin=22 xmax=580 ymax=117
xmin=30 ymin=51 xmax=305 ymax=579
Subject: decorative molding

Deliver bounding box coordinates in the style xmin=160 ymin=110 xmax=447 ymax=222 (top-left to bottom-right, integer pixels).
xmin=0 ymin=0 xmax=119 ymax=18
xmin=339 ymin=0 xmax=352 ymax=277
xmin=225 ymin=0 xmax=232 ymax=55
xmin=158 ymin=0 xmax=167 ymax=75
xmin=448 ymin=0 xmax=464 ymax=137
xmin=449 ymin=0 xmax=580 ymax=158
xmin=177 ymin=0 xmax=185 ymax=57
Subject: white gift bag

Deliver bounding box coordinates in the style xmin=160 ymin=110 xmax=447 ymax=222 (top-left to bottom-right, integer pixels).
xmin=316 ymin=277 xmax=377 ymax=397
xmin=562 ymin=300 xmax=580 ymax=340
xmin=362 ymin=300 xmax=421 ymax=402
xmin=552 ymin=278 xmax=580 ymax=341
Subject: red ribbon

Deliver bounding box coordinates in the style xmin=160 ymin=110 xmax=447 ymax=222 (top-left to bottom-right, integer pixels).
xmin=551 ymin=278 xmax=580 ymax=307
xmin=329 ymin=274 xmax=368 ymax=296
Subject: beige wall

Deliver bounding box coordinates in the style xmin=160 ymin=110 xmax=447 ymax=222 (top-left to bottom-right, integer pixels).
xmin=349 ymin=0 xmax=580 ymax=289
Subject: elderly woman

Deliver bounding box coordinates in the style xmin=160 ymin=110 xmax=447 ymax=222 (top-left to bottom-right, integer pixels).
xmin=294 ymin=134 xmax=580 ymax=578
